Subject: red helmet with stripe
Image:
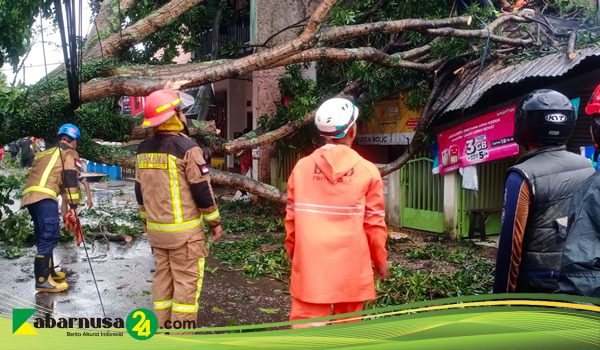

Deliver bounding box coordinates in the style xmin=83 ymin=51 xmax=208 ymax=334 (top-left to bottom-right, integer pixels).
xmin=585 ymin=85 xmax=600 ymax=116
xmin=142 ymin=90 xmax=182 ymax=128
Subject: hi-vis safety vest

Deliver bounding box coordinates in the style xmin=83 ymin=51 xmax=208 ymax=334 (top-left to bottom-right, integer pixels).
xmin=21 ymin=144 xmax=81 ymax=208
xmin=135 ymin=132 xmax=220 ymax=250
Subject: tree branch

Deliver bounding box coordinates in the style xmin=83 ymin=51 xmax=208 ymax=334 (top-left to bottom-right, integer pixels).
xmin=210 ymin=169 xmax=285 ymax=203
xmin=223 ymin=81 xmax=362 ymax=155
xmin=84 ymin=0 xmax=206 ymax=60
xmin=270 ymin=47 xmax=442 ymax=70
xmin=82 ymin=0 xmax=338 ymax=99
xmin=174 ymin=0 xmax=337 ymax=88
xmin=425 ymin=14 xmax=531 ymax=46
xmin=104 ymin=60 xmax=227 ymax=77
xmin=258 ymin=16 xmax=310 ymax=48
xmin=84 ymin=0 xmax=136 ymax=54
xmin=320 ymin=16 xmax=473 ymax=42
xmin=80 ymin=11 xmax=529 ymax=106
xmin=379 ymin=64 xmax=481 ymax=176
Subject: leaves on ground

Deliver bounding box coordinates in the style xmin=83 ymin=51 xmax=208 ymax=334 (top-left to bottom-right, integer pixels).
xmin=258 ymin=307 xmax=280 ymax=315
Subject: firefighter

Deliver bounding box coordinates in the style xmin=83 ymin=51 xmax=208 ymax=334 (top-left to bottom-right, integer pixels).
xmin=21 ymin=124 xmax=82 ymax=293
xmin=493 ymin=89 xmax=594 ymax=293
xmin=285 ymin=98 xmax=389 ymax=325
xmin=135 ymin=89 xmax=222 ymax=328
xmin=559 ymin=84 xmax=600 ymax=297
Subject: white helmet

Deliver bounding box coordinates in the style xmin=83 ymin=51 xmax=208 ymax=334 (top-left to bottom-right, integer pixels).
xmin=315 ymin=98 xmax=359 ymax=139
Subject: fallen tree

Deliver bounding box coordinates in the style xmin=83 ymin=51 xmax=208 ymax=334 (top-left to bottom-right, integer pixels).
xmin=6 ymin=0 xmax=597 ymax=202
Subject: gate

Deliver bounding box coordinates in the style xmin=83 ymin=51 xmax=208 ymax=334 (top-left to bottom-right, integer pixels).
xmin=400 ymin=157 xmax=445 ymax=233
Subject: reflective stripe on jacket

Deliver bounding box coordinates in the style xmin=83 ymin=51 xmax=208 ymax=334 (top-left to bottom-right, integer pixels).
xmin=21 ymin=143 xmax=81 ymax=208
xmin=135 ymin=132 xmax=219 ymax=250
xmin=285 ymin=144 xmax=388 ymax=304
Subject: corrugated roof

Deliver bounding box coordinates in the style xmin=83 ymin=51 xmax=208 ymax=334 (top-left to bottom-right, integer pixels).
xmin=444 ymin=47 xmax=600 ymax=113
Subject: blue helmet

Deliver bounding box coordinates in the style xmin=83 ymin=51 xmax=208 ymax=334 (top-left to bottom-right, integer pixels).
xmin=57 ymin=123 xmax=81 ymax=140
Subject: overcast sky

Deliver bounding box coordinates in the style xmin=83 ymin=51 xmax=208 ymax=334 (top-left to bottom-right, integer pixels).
xmin=0 ymin=2 xmax=93 ymax=86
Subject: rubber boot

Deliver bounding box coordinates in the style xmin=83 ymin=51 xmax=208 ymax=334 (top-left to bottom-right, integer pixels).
xmin=35 ymin=255 xmax=69 ymax=293
xmin=49 ymin=255 xmax=66 ymax=281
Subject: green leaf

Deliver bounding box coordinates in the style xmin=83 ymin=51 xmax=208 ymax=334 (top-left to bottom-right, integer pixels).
xmin=257 ymin=307 xmax=279 ymax=315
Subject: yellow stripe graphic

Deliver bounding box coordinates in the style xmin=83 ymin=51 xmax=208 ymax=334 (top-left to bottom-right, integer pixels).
xmin=329 ymin=300 xmax=600 ymax=325
xmin=39 ymin=148 xmax=61 ymax=187
xmin=168 ymin=155 xmax=183 ymax=223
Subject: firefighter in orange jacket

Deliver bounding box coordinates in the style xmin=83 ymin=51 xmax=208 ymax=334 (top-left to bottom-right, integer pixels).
xmin=285 ymin=98 xmax=390 ymax=324
xmin=136 ymin=90 xmax=222 ymax=328
xmin=21 ymin=124 xmax=82 ymax=293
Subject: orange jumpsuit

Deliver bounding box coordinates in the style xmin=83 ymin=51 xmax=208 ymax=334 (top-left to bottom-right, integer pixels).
xmin=285 ymin=144 xmax=388 ymax=322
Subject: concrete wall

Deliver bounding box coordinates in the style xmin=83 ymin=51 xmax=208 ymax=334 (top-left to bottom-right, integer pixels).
xmin=227 ymin=78 xmax=252 ymax=168
xmin=443 ymin=172 xmax=459 ymax=237
xmin=254 ymin=0 xmax=320 ymax=45
xmin=385 ymin=169 xmax=401 ymax=227
xmin=252 ymin=68 xmax=285 ymax=181
xmin=252 ymin=0 xmax=319 ymax=182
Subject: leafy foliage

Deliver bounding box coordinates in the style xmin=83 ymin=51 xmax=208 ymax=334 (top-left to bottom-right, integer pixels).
xmin=404 ymin=242 xmax=474 ymax=264
xmin=0 ymin=0 xmax=53 ymax=68
xmin=542 ymin=0 xmax=597 ymax=20
xmin=79 ymin=204 xmax=144 ymax=237
xmin=218 ymin=199 xmax=284 ymax=235
xmin=0 ymin=84 xmax=28 ymax=144
xmin=0 ymin=211 xmax=33 ymax=259
xmin=76 ymin=100 xmax=135 ymax=141
xmin=212 ymin=235 xmax=290 ymax=280
xmin=124 ymin=0 xmax=230 ymax=63
xmin=373 ymin=242 xmax=494 ymax=307
xmin=0 ymin=172 xmax=25 ymax=220
xmin=405 ymin=84 xmax=431 ymax=111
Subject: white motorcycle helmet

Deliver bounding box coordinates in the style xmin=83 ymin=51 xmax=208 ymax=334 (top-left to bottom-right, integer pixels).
xmin=315 ymin=98 xmax=359 ymax=139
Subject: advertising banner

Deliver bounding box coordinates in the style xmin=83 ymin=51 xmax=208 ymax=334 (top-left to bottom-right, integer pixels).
xmin=356 ymin=93 xmax=420 ymax=145
xmin=437 ymin=105 xmax=519 ymax=174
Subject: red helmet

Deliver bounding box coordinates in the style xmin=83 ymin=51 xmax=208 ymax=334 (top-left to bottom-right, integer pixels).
xmin=585 ymin=85 xmax=600 ymax=116
xmin=142 ymin=90 xmax=182 ymax=128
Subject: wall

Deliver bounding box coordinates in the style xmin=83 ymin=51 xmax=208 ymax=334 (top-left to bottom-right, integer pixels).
xmin=227 ymin=78 xmax=253 ymax=168
xmin=251 ymin=0 xmax=320 ymax=182
xmin=252 ymin=67 xmax=285 ymax=180
xmin=385 ymin=170 xmax=401 ymax=227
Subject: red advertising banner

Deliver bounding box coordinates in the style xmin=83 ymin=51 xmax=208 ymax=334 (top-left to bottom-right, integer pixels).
xmin=437 ymin=105 xmax=519 ymax=174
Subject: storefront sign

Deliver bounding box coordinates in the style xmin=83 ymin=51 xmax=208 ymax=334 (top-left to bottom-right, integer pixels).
xmin=437 ymin=105 xmax=519 ymax=174
xmin=356 ymin=93 xmax=420 ymax=145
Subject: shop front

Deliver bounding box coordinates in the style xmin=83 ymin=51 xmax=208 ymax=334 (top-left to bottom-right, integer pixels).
xmin=430 ymin=48 xmax=600 ymax=238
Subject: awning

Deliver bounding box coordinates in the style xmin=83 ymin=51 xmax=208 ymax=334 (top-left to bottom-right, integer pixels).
xmin=443 ymin=47 xmax=600 ymax=114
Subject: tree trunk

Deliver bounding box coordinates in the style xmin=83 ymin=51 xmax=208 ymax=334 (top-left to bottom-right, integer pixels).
xmin=129 ymin=119 xmax=219 ymax=140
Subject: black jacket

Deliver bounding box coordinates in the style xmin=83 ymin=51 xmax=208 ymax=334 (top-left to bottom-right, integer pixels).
xmin=559 ymin=172 xmax=600 ymax=297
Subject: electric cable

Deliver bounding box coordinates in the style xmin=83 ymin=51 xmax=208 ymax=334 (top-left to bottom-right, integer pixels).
xmin=44 ymin=0 xmax=106 ymax=318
